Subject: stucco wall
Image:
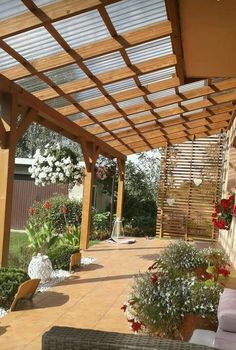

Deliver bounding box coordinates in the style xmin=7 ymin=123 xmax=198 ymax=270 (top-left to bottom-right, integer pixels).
xmin=219 ymin=117 xmax=236 ymax=267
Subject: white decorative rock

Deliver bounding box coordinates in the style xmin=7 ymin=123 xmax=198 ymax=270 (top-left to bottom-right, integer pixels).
xmin=28 ymin=253 xmax=53 ymax=283
xmin=167 ymin=198 xmax=175 ymax=206
xmin=193 ymin=178 xmax=202 ymax=187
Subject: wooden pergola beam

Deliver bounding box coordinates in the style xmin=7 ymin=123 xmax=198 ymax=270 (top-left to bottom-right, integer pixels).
xmin=0 ymin=93 xmax=18 ymax=266
xmin=0 ymin=74 xmax=126 ymax=160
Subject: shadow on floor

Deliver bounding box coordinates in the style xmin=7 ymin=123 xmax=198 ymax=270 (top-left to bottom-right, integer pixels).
xmin=88 ymin=247 xmax=163 ymax=252
xmin=79 ymin=264 xmax=104 ymax=272
xmin=0 ymin=325 xmax=10 ymax=336
xmin=15 ymin=291 xmax=69 ymax=310
xmin=56 ymin=273 xmax=136 ymax=286
xmin=137 ymin=253 xmax=160 ymax=261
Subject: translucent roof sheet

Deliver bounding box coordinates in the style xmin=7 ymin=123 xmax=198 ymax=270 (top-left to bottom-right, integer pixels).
xmin=118 ymin=96 xmax=145 ymax=109
xmin=106 ymin=0 xmax=167 ymax=34
xmin=34 ymin=0 xmax=58 ymax=6
xmin=67 ymin=113 xmax=86 ymax=122
xmin=104 ymin=78 xmax=137 ymax=94
xmin=139 ymin=67 xmax=176 ymax=85
xmin=179 ymin=80 xmax=206 ymax=93
xmin=89 ymin=104 xmax=116 ymax=116
xmin=53 ymin=10 xmax=110 ymax=48
xmin=46 ymin=97 xmax=71 ymax=109
xmin=4 ymin=27 xmax=63 ymax=61
xmin=16 ymin=76 xmax=49 ymax=93
xmin=0 ymin=1 xmax=28 ymax=20
xmin=126 ymin=37 xmax=172 ymax=64
xmin=155 ymin=103 xmax=178 ymax=112
xmin=148 ymin=88 xmax=176 ymax=101
xmin=72 ymin=88 xmax=103 ymax=102
xmin=182 ymin=97 xmax=204 ymax=106
xmin=84 ymin=52 xmax=126 ymax=75
xmin=128 ymin=111 xmax=153 ymax=119
xmin=45 ymin=64 xmax=86 ymax=85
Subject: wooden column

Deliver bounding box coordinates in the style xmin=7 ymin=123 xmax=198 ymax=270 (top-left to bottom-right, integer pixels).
xmin=116 ymin=159 xmax=125 ymax=220
xmin=0 ymin=93 xmax=17 ymax=267
xmin=80 ymin=142 xmax=99 ymax=250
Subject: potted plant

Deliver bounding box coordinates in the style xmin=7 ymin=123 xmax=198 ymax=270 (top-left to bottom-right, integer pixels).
xmin=212 ymin=194 xmax=235 ymax=230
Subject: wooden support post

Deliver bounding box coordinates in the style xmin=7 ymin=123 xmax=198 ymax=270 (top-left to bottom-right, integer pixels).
xmin=116 ymin=159 xmax=125 ymax=220
xmin=0 ymin=93 xmax=18 ymax=267
xmin=80 ymin=142 xmax=99 ymax=250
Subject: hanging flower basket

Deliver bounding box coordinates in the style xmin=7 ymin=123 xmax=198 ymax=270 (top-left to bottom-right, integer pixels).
xmin=95 ymin=156 xmax=116 ymax=180
xmin=29 ymin=144 xmax=84 ymax=188
xmin=212 ymin=194 xmax=235 ymax=230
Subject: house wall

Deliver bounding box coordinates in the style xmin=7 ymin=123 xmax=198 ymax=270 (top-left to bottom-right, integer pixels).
xmin=219 ymin=116 xmax=236 ymax=267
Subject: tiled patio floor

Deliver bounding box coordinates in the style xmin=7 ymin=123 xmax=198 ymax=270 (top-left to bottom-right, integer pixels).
xmin=0 ymin=238 xmax=170 ymax=350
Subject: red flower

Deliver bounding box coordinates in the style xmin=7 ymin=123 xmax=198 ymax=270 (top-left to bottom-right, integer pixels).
xmin=29 ymin=207 xmax=35 ymax=216
xmin=131 ymin=321 xmax=142 ymax=333
xmin=151 ymin=273 xmax=159 ymax=285
xmin=44 ymin=201 xmax=51 ymax=209
xmin=221 ymin=199 xmax=229 ymax=211
xmin=215 ymin=219 xmax=226 ymax=229
xmin=233 ymin=205 xmax=236 ymax=215
xmin=121 ymin=304 xmax=127 ymax=312
xmin=218 ymin=267 xmax=230 ymax=278
xmin=62 ymin=206 xmax=68 ymax=214
xmin=212 ymin=212 xmax=217 ymax=218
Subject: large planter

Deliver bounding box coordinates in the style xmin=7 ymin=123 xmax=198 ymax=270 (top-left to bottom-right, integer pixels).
xmin=180 ymin=314 xmax=217 ymax=341
xmin=28 ymin=254 xmax=53 ymax=283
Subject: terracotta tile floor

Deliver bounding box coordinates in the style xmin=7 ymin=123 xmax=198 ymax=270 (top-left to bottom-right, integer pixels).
xmin=0 ymin=238 xmax=169 ymax=350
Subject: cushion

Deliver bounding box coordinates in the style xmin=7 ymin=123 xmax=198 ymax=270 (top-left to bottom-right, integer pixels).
xmin=189 ymin=329 xmax=216 ymax=347
xmin=215 ymin=327 xmax=236 ymax=350
xmin=218 ymin=288 xmax=236 ymax=332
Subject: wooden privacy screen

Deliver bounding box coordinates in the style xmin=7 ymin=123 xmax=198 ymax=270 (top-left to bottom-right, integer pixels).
xmin=156 ymin=134 xmax=224 ymax=240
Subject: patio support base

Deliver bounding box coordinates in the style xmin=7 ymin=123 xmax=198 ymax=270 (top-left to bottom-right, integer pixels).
xmin=116 ymin=159 xmax=125 ymax=220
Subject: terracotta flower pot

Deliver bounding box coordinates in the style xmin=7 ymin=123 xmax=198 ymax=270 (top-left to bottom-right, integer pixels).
xmin=180 ymin=314 xmax=217 ymax=341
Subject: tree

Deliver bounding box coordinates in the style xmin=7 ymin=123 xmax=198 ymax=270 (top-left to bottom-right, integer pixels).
xmin=16 ymin=122 xmax=82 ymax=159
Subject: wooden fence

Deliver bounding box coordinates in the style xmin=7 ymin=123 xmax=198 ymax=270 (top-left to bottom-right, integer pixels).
xmin=156 ymin=134 xmax=224 ymax=240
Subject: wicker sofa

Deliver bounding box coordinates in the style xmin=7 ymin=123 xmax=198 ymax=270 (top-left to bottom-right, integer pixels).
xmin=42 ymin=326 xmax=216 ymax=350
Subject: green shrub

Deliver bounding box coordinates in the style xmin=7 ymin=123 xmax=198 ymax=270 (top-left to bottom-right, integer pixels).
xmin=91 ymin=212 xmax=110 ymax=240
xmin=0 ymin=268 xmax=30 ymax=308
xmin=27 ymin=194 xmax=82 ymax=235
xmin=124 ymin=215 xmax=156 ymax=237
xmin=8 ymin=246 xmax=34 ymax=271
xmin=47 ymin=245 xmax=80 ymax=270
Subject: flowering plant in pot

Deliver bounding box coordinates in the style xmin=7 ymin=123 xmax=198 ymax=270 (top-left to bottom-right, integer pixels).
xmin=212 ymin=194 xmax=235 ymax=230
xmin=29 ymin=144 xmax=84 ymax=188
xmin=122 ymin=241 xmax=229 ymax=340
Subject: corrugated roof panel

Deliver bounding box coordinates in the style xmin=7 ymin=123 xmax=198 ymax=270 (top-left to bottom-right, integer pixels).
xmin=45 ymin=64 xmax=86 ymax=85
xmin=182 ymin=97 xmax=204 ymax=106
xmin=106 ymin=0 xmax=167 ymax=34
xmin=53 ymin=10 xmax=110 ymax=48
xmin=139 ymin=67 xmax=176 ymax=85
xmin=183 ymin=109 xmax=204 ymax=116
xmin=4 ymin=27 xmax=63 ymax=61
xmin=129 ymin=111 xmax=153 ymax=119
xmin=118 ymin=96 xmax=145 ymax=108
xmin=34 ymin=0 xmax=58 ymax=6
xmin=155 ymin=103 xmax=178 ymax=112
xmin=148 ymin=88 xmax=176 ymax=101
xmin=89 ymin=104 xmax=117 ymax=116
xmin=0 ymin=0 xmax=28 ymax=20
xmin=0 ymin=48 xmax=20 ymax=70
xmin=104 ymin=78 xmax=137 ymax=94
xmin=84 ymin=52 xmax=126 ymax=75
xmin=179 ymin=80 xmax=206 ymax=93
xmin=126 ymin=37 xmax=172 ymax=64
xmin=160 ymin=115 xmax=181 ymax=123
xmin=16 ymin=76 xmax=49 ymax=92
xmin=67 ymin=113 xmax=86 ymax=121
xmin=46 ymin=96 xmax=71 ymax=109
xmin=72 ymin=88 xmax=103 ymax=102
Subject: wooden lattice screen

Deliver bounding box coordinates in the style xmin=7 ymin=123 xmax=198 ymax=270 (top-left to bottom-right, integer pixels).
xmin=156 ymin=134 xmax=224 ymax=240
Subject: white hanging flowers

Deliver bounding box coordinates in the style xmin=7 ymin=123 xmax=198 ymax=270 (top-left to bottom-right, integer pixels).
xmin=29 ymin=144 xmax=84 ymax=188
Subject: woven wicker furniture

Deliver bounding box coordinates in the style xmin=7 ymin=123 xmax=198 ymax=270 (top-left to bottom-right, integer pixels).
xmin=42 ymin=326 xmax=216 ymax=350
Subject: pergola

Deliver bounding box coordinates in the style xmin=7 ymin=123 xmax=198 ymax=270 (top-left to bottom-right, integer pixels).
xmin=0 ymin=0 xmax=235 ymax=266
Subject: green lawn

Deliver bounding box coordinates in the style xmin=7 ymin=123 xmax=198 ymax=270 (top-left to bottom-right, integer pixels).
xmin=8 ymin=230 xmax=100 ymax=271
